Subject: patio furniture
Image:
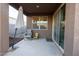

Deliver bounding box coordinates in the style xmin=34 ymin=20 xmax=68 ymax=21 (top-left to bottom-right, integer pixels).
xmin=24 ymin=29 xmax=32 ymax=40
xmin=33 ymin=32 xmax=39 ymax=39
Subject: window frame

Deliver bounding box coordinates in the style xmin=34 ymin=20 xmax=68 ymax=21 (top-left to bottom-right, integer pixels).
xmin=32 ymin=16 xmax=48 ymax=30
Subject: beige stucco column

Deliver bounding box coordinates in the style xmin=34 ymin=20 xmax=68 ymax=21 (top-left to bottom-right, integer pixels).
xmin=0 ymin=3 xmax=9 ymax=55
xmin=64 ymin=3 xmax=79 ymax=56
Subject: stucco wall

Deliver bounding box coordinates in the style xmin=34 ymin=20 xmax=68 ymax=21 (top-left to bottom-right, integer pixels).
xmin=64 ymin=3 xmax=79 ymax=56
xmin=64 ymin=4 xmax=75 ymax=56
xmin=73 ymin=4 xmax=79 ymax=56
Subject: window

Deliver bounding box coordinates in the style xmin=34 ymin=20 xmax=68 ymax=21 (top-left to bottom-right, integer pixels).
xmin=32 ymin=16 xmax=48 ymax=30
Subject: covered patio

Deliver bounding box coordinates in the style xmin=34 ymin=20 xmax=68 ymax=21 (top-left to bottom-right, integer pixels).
xmin=0 ymin=3 xmax=79 ymax=56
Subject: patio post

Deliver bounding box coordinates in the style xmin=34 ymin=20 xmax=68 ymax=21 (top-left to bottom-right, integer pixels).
xmin=0 ymin=3 xmax=9 ymax=55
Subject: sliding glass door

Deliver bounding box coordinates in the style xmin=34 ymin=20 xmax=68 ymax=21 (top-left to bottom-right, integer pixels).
xmin=59 ymin=6 xmax=65 ymax=49
xmin=54 ymin=5 xmax=65 ymax=49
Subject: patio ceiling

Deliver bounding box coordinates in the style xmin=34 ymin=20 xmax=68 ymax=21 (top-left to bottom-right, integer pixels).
xmin=9 ymin=3 xmax=61 ymax=16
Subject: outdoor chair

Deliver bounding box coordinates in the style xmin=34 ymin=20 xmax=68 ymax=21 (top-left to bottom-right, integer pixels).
xmin=24 ymin=29 xmax=32 ymax=40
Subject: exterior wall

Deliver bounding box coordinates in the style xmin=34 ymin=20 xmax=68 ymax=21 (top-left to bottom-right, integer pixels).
xmin=64 ymin=3 xmax=79 ymax=56
xmin=27 ymin=15 xmax=52 ymax=39
xmin=27 ymin=16 xmax=32 ymax=29
xmin=73 ymin=4 xmax=79 ymax=56
xmin=64 ymin=4 xmax=75 ymax=56
xmin=0 ymin=3 xmax=9 ymax=55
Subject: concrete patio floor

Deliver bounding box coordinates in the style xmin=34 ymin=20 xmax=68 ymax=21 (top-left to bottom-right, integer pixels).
xmin=4 ymin=39 xmax=62 ymax=56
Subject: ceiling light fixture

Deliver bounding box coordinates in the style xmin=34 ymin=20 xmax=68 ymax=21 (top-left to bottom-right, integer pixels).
xmin=36 ymin=5 xmax=39 ymax=8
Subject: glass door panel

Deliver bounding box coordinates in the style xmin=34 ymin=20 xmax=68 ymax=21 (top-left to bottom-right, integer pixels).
xmin=59 ymin=6 xmax=65 ymax=49
xmin=54 ymin=5 xmax=65 ymax=49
